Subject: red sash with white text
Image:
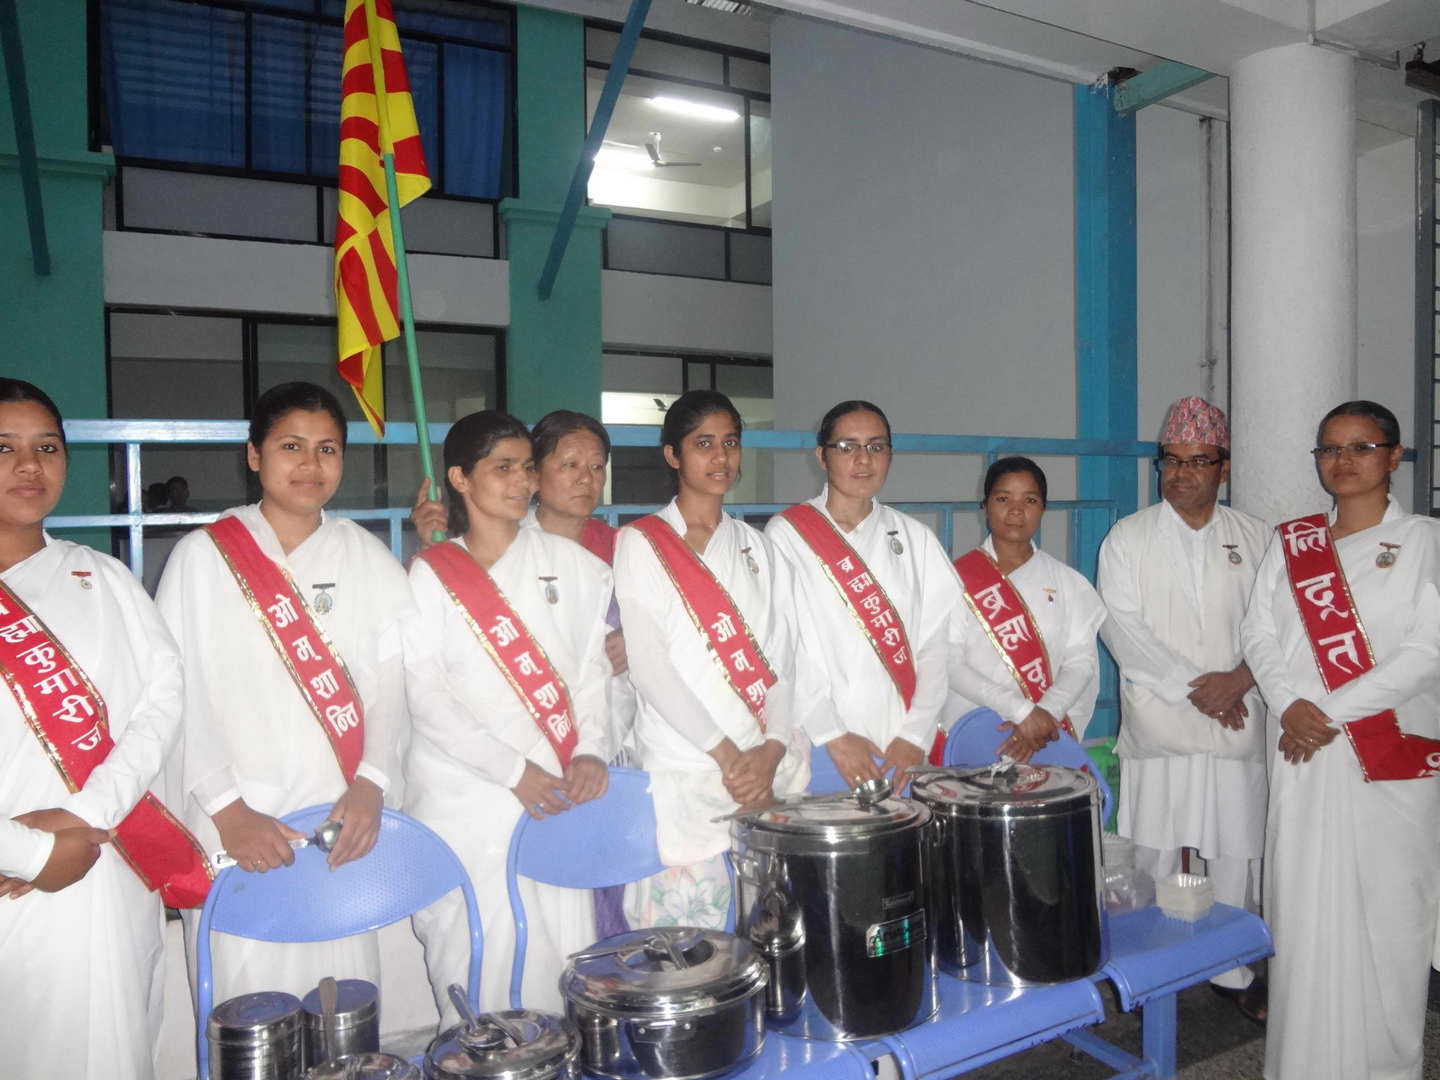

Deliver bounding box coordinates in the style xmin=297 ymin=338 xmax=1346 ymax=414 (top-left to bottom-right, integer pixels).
xmin=417 ymin=542 xmax=579 ymax=769
xmin=954 ymin=548 xmax=1077 ymax=740
xmin=1277 ymin=514 xmax=1440 ymax=781
xmin=629 ymin=515 xmax=777 ymax=730
xmin=780 ymin=504 xmax=916 ymax=708
xmin=0 ymin=580 xmax=212 ymax=907
xmin=207 ymin=517 xmax=364 ymax=784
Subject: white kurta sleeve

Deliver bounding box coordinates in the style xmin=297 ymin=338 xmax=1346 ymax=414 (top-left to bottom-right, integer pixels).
xmin=402 ymin=561 xmax=526 ymax=789
xmin=755 ymin=545 xmax=799 ymax=745
xmin=63 ymin=568 xmax=185 ymax=831
xmin=614 ymin=529 xmax=728 ymax=752
xmin=947 ymin=609 xmax=1033 ymax=725
xmin=569 ymin=565 xmax=615 ymax=763
xmin=352 ymin=614 xmax=405 ymax=797
xmin=1035 ymin=575 xmax=1107 ymax=721
xmin=1319 ymin=581 xmax=1440 ymax=724
xmin=898 ymin=536 xmax=962 ymax=748
xmin=155 ymin=536 xmax=244 ymax=816
xmin=1097 ymin=530 xmax=1204 ymax=704
xmin=1241 ymin=534 xmax=1304 ymax=721
xmin=0 ymin=818 xmax=54 ymax=881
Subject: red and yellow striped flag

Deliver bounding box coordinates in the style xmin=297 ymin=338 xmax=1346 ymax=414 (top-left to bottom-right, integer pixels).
xmin=334 ymin=0 xmax=431 ymax=436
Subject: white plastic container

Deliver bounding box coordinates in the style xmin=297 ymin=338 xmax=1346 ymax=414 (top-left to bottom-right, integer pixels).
xmin=1156 ymin=872 xmax=1215 ymax=922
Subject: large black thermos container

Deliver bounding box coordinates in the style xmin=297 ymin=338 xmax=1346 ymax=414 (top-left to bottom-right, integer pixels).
xmin=911 ymin=764 xmax=1106 ymax=985
xmin=730 ymin=781 xmax=937 ymax=1040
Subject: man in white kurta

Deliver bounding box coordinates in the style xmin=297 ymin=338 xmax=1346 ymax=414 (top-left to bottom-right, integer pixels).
xmin=403 ymin=527 xmax=613 ymax=1023
xmin=946 ymin=537 xmax=1106 ymax=741
xmin=615 ymin=499 xmax=811 ymax=929
xmin=766 ymin=487 xmax=959 ymax=774
xmin=1098 ymin=397 xmax=1267 ymax=996
xmin=1243 ymin=500 xmax=1440 ymax=1080
xmin=158 ymin=504 xmax=414 ymax=1004
xmin=1 ymin=537 xmax=185 ymax=1080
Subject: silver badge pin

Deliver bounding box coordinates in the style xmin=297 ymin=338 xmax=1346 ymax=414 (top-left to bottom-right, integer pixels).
xmin=741 ymin=547 xmax=759 ymax=575
xmin=312 ymin=583 xmax=335 ymax=614
xmin=887 ymin=530 xmax=904 ymax=556
xmin=1223 ymin=544 xmax=1242 ymax=565
xmin=540 ymin=576 xmax=559 ymax=604
xmin=1377 ymin=543 xmax=1399 ymax=569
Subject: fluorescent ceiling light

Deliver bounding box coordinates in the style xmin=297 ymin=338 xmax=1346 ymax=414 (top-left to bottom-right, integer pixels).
xmin=593 ymin=146 xmax=653 ymax=171
xmin=649 ymin=96 xmax=740 ymax=122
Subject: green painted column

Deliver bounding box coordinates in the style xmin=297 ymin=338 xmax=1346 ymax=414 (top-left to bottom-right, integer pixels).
xmin=0 ymin=0 xmax=113 ymax=545
xmin=500 ymin=5 xmax=609 ymax=424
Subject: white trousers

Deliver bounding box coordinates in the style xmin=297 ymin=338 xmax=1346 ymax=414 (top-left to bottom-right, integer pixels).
xmin=1134 ymin=843 xmax=1259 ymax=990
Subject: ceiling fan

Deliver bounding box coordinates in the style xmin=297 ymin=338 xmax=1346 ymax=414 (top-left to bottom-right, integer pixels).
xmin=645 ymin=131 xmax=702 ymax=168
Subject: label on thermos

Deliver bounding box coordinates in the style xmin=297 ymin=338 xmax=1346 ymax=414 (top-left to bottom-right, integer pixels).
xmin=865 ymin=910 xmax=926 ymax=958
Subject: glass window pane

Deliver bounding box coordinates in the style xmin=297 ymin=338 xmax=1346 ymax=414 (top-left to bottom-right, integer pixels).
xmin=120 ymin=167 xmax=316 ymax=241
xmin=605 ymin=217 xmax=726 ymax=278
xmin=394 ymin=0 xmax=510 ymax=45
xmin=102 ymin=0 xmax=245 ymax=166
xmin=587 ymin=70 xmax=747 ymax=227
xmin=308 ymin=21 xmax=345 ymax=177
xmin=603 ymin=352 xmax=684 ymax=394
xmin=628 ymin=38 xmax=724 ymax=84
xmin=686 ymin=361 xmax=711 ymax=390
xmin=729 ymin=231 xmax=771 ymax=284
xmin=586 ymin=28 xmax=619 ymax=64
xmin=443 ymin=44 xmax=511 ymax=197
xmin=405 ymin=39 xmax=441 ymax=194
xmin=109 ymin=312 xmax=244 ymax=421
xmin=748 ymin=99 xmax=771 ymax=228
xmin=251 ymin=15 xmax=308 ymax=173
xmin=382 ymin=330 xmax=498 ymax=424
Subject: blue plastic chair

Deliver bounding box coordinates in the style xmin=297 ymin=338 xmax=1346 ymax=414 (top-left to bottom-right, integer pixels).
xmin=195 ymin=805 xmax=483 ymax=1080
xmin=807 ymin=741 xmax=893 ymax=794
xmin=505 ymin=768 xmax=872 ymax=1080
xmin=942 ymin=707 xmax=1114 ymax=822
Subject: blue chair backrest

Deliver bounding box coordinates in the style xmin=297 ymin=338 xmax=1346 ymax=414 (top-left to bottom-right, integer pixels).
xmin=505 ymin=767 xmax=737 ymax=1009
xmin=943 ymin=707 xmax=1114 ymax=822
xmin=195 ymin=805 xmax=482 ymax=1080
xmin=807 ymin=742 xmax=849 ymax=794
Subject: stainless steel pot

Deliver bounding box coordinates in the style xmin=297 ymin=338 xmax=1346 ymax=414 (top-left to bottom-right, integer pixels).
xmin=423 ymin=1003 xmax=580 ymax=1080
xmin=911 ymin=763 xmax=1106 ymax=986
xmin=730 ymin=782 xmax=936 ymax=1040
xmin=208 ymin=991 xmax=305 ymax=1080
xmin=305 ymin=1053 xmax=421 ymax=1080
xmin=560 ymin=926 xmax=767 ymax=1080
xmin=301 ymin=978 xmax=380 ymax=1066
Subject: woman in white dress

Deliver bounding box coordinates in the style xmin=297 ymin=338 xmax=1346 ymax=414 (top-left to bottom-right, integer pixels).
xmin=403 ymin=410 xmax=613 ymax=1020
xmin=765 ymin=400 xmax=959 ymax=790
xmin=947 ymin=456 xmax=1106 ymax=760
xmin=1242 ymin=400 xmax=1440 ymax=1080
xmin=0 ymin=378 xmax=192 ymax=1079
xmin=158 ymin=382 xmax=414 ymax=1003
xmin=614 ymin=390 xmax=810 ymax=930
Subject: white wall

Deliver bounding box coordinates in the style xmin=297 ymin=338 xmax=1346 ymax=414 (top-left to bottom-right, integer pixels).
xmin=769 ymin=14 xmax=1214 ymax=546
xmin=104 ymin=232 xmax=772 ymax=362
xmin=1356 ymin=131 xmax=1417 ymax=511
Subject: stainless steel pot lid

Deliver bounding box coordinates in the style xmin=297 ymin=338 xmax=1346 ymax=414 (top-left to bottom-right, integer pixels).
xmin=306 ymin=1053 xmax=421 ymax=1080
xmin=301 ymin=979 xmax=379 ymax=1024
xmin=911 ymin=764 xmax=1097 ymax=818
xmin=731 ymin=783 xmax=929 ymax=851
xmin=424 ymin=1009 xmax=579 ymax=1080
xmin=561 ymin=927 xmax=767 ymax=1019
xmin=207 ymin=991 xmax=303 ymax=1039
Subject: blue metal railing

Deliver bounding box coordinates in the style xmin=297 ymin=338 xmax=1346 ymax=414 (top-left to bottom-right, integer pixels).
xmin=53 ymin=419 xmax=1161 ymax=741
xmin=55 ymin=418 xmax=1160 ymax=575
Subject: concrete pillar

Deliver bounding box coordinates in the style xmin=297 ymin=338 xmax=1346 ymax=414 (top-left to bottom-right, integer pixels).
xmin=1230 ymin=43 xmax=1357 ymax=524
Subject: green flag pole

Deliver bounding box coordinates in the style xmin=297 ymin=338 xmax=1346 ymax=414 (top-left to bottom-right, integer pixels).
xmin=363 ymin=0 xmax=442 ymax=540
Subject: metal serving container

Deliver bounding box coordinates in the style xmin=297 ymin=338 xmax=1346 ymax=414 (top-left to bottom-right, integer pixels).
xmin=301 ymin=978 xmax=380 ymax=1066
xmin=912 ymin=764 xmax=1106 ymax=986
xmin=560 ymin=927 xmax=767 ymax=1080
xmin=424 ymin=1008 xmax=581 ymax=1080
xmin=730 ymin=780 xmax=936 ymax=1041
xmin=208 ymin=991 xmax=306 ymax=1080
xmin=305 ymin=1054 xmax=421 ymax=1080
